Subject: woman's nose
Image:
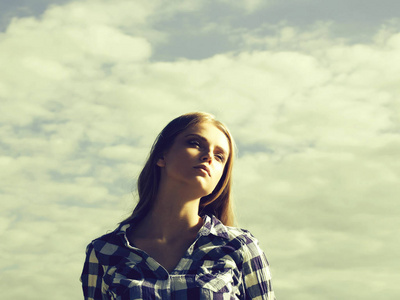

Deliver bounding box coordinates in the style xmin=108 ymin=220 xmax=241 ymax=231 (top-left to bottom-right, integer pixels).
xmin=201 ymin=152 xmax=212 ymax=162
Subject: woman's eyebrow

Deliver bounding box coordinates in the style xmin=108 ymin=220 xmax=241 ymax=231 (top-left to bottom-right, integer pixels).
xmin=184 ymin=133 xmax=228 ymax=155
xmin=185 ymin=133 xmax=207 ymax=142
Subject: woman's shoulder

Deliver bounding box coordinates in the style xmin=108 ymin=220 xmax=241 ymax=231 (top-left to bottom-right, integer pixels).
xmin=225 ymin=224 xmax=260 ymax=246
xmin=208 ymin=215 xmax=261 ymax=247
xmin=85 ymin=224 xmax=127 ymax=255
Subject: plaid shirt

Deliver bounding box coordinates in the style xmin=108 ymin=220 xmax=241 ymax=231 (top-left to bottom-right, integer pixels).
xmin=81 ymin=215 xmax=276 ymax=300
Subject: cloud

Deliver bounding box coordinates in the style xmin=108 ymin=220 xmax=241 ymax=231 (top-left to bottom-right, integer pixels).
xmin=217 ymin=0 xmax=273 ymax=14
xmin=1 ymin=0 xmax=399 ymax=299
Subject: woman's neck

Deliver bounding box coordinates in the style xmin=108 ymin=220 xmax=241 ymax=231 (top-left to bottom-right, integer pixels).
xmin=137 ymin=188 xmax=203 ymax=242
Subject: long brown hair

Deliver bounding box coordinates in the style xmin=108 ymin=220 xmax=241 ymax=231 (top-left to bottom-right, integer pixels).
xmin=124 ymin=112 xmax=235 ymax=226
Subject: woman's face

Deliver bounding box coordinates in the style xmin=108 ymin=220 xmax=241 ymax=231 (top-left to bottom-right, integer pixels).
xmin=157 ymin=122 xmax=230 ymax=198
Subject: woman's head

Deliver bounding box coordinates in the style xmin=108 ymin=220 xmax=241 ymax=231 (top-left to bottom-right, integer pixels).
xmin=128 ymin=112 xmax=235 ymax=226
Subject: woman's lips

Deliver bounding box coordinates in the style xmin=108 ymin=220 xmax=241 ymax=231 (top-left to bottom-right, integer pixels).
xmin=194 ymin=164 xmax=211 ymax=176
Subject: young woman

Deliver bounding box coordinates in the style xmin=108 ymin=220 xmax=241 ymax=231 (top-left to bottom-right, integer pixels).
xmin=81 ymin=112 xmax=276 ymax=299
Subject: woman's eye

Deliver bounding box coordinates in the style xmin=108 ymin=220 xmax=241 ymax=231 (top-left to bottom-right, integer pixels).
xmin=215 ymin=154 xmax=225 ymax=162
xmin=188 ymin=140 xmax=200 ymax=147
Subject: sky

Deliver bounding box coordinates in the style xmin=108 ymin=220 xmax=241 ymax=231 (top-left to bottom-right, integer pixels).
xmin=0 ymin=0 xmax=399 ymax=299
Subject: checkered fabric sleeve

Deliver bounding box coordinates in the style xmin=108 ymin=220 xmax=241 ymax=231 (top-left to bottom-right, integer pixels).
xmin=241 ymin=233 xmax=276 ymax=300
xmin=81 ymin=243 xmax=104 ymax=300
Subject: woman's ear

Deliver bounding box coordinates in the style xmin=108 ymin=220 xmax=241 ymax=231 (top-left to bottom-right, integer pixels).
xmin=156 ymin=156 xmax=166 ymax=167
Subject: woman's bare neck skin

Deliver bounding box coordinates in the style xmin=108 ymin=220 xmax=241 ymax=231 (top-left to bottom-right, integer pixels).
xmin=132 ymin=180 xmax=204 ymax=243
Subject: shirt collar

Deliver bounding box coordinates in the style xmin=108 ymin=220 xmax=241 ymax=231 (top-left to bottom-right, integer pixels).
xmin=116 ymin=214 xmax=230 ymax=240
xmin=198 ymin=214 xmax=230 ymax=239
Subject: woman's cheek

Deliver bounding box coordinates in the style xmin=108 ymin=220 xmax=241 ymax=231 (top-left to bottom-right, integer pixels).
xmin=215 ymin=166 xmax=225 ymax=181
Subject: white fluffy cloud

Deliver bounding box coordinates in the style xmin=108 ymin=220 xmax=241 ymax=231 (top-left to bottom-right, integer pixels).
xmin=0 ymin=1 xmax=399 ymax=299
xmin=217 ymin=0 xmax=272 ymax=13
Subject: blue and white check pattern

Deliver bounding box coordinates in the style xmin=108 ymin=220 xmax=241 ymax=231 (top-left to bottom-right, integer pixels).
xmin=81 ymin=215 xmax=276 ymax=300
